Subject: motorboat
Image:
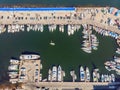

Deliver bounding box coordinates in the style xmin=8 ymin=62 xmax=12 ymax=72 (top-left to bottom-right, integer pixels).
xmin=8 ymin=65 xmax=18 ymax=71
xmin=101 ymin=74 xmax=104 ymax=82
xmin=85 ymin=67 xmax=90 ymax=82
xmin=93 ymin=71 xmax=98 ymax=82
xmin=80 ymin=66 xmax=85 ymax=81
xmin=10 ymin=59 xmax=19 ymax=64
xmin=105 ymin=66 xmax=112 ymax=71
xmin=48 ymin=69 xmax=52 ymax=81
xmin=111 ymin=74 xmax=115 ymax=82
xmin=20 ymin=54 xmax=40 ymax=60
xmin=58 ymin=65 xmax=62 ymax=82
xmin=52 ymin=66 xmax=57 ymax=81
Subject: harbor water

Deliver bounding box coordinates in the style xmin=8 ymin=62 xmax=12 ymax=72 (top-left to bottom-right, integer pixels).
xmin=0 ymin=0 xmax=120 ymax=8
xmin=0 ymin=26 xmax=118 ymax=81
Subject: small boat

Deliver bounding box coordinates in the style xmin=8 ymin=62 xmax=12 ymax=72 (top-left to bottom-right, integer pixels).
xmin=50 ymin=40 xmax=55 ymax=46
xmin=93 ymin=71 xmax=98 ymax=82
xmin=82 ymin=47 xmax=92 ymax=53
xmin=80 ymin=66 xmax=85 ymax=81
xmin=85 ymin=67 xmax=90 ymax=82
xmin=39 ymin=74 xmax=42 ymax=82
xmin=104 ymin=61 xmax=111 ymax=66
xmin=105 ymin=66 xmax=112 ymax=71
xmin=92 ymin=46 xmax=98 ymax=50
xmin=101 ymin=74 xmax=104 ymax=82
xmin=8 ymin=65 xmax=18 ymax=71
xmin=40 ymin=25 xmax=43 ymax=32
xmin=57 ymin=65 xmax=62 ymax=82
xmin=59 ymin=25 xmax=64 ymax=33
xmin=52 ymin=66 xmax=57 ymax=81
xmin=10 ymin=59 xmax=19 ymax=64
xmin=81 ymin=47 xmax=91 ymax=51
xmin=111 ymin=74 xmax=115 ymax=82
xmin=48 ymin=69 xmax=52 ymax=81
xmin=107 ymin=74 xmax=111 ymax=82
xmin=83 ymin=35 xmax=88 ymax=39
xmin=104 ymin=74 xmax=107 ymax=82
xmin=92 ymin=43 xmax=98 ymax=47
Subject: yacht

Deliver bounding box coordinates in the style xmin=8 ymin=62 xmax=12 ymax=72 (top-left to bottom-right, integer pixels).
xmin=93 ymin=71 xmax=98 ymax=82
xmin=111 ymin=74 xmax=115 ymax=82
xmin=20 ymin=54 xmax=40 ymax=60
xmin=105 ymin=66 xmax=112 ymax=71
xmin=39 ymin=25 xmax=43 ymax=32
xmin=85 ymin=67 xmax=90 ymax=82
xmin=48 ymin=69 xmax=52 ymax=81
xmin=83 ymin=34 xmax=88 ymax=39
xmin=80 ymin=66 xmax=85 ymax=81
xmin=61 ymin=25 xmax=64 ymax=32
xmin=52 ymin=66 xmax=57 ymax=81
xmin=92 ymin=46 xmax=98 ymax=50
xmin=81 ymin=47 xmax=92 ymax=53
xmin=101 ymin=74 xmax=104 ymax=82
xmin=57 ymin=65 xmax=62 ymax=82
xmin=116 ymin=48 xmax=120 ymax=54
xmin=10 ymin=59 xmax=19 ymax=64
xmin=27 ymin=25 xmax=30 ymax=32
xmin=8 ymin=65 xmax=18 ymax=71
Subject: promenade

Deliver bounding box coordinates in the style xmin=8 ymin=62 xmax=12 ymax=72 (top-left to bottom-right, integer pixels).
xmin=0 ymin=7 xmax=120 ymax=34
xmin=22 ymin=82 xmax=119 ymax=90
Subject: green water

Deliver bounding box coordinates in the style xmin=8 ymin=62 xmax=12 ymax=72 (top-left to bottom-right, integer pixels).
xmin=0 ymin=0 xmax=120 ymax=8
xmin=0 ymin=25 xmax=118 ymax=81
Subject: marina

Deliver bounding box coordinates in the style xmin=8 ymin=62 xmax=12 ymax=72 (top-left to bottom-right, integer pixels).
xmin=0 ymin=6 xmax=120 ymax=89
xmin=8 ymin=53 xmax=117 ymax=83
xmin=7 ymin=53 xmax=119 ymax=90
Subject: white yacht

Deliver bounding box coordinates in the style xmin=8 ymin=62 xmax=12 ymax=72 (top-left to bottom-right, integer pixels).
xmin=61 ymin=25 xmax=64 ymax=32
xmin=93 ymin=71 xmax=97 ymax=82
xmin=116 ymin=48 xmax=120 ymax=54
xmin=111 ymin=74 xmax=115 ymax=82
xmin=57 ymin=65 xmax=62 ymax=82
xmin=48 ymin=69 xmax=52 ymax=81
xmin=80 ymin=66 xmax=85 ymax=81
xmin=20 ymin=54 xmax=40 ymax=60
xmin=85 ymin=67 xmax=90 ymax=82
xmin=8 ymin=65 xmax=18 ymax=71
xmin=52 ymin=66 xmax=57 ymax=81
xmin=10 ymin=59 xmax=19 ymax=64
xmin=101 ymin=74 xmax=104 ymax=82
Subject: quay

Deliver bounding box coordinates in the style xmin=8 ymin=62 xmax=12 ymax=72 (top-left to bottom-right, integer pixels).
xmin=24 ymin=82 xmax=120 ymax=90
xmin=0 ymin=7 xmax=120 ymax=34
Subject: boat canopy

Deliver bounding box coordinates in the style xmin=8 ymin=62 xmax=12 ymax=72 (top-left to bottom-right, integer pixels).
xmin=0 ymin=7 xmax=75 ymax=11
xmin=115 ymin=10 xmax=120 ymax=16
